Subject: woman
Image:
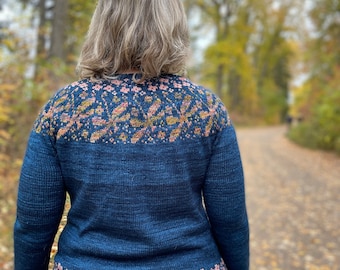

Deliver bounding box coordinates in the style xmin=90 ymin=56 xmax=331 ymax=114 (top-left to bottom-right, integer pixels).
xmin=14 ymin=0 xmax=249 ymax=269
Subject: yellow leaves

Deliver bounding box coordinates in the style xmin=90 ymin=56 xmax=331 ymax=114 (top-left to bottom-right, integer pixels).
xmin=0 ymin=82 xmax=16 ymax=104
xmin=0 ymin=83 xmax=16 ymax=92
xmin=205 ymin=41 xmax=232 ymax=67
xmin=0 ymin=130 xmax=11 ymax=151
xmin=0 ymin=80 xmax=16 ymax=150
xmin=0 ymin=108 xmax=11 ymax=124
xmin=0 ymin=130 xmax=10 ymax=141
xmin=1 ymin=37 xmax=19 ymax=53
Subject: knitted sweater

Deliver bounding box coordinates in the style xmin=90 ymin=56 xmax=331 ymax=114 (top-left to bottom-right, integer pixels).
xmin=14 ymin=74 xmax=249 ymax=270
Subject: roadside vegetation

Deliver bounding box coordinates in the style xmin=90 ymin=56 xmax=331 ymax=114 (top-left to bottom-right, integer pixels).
xmin=287 ymin=0 xmax=340 ymax=155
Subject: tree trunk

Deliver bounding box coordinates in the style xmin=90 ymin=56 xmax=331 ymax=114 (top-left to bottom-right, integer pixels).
xmin=228 ymin=69 xmax=241 ymax=109
xmin=49 ymin=0 xmax=69 ymax=60
xmin=214 ymin=0 xmax=236 ymax=99
xmin=32 ymin=0 xmax=47 ymax=79
xmin=37 ymin=0 xmax=47 ymax=58
xmin=216 ymin=64 xmax=224 ymax=98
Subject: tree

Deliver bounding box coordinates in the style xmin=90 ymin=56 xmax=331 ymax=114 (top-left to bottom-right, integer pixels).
xmin=251 ymin=0 xmax=293 ymax=122
xmin=204 ymin=2 xmax=259 ymax=116
xmin=0 ymin=22 xmax=31 ymax=174
xmin=185 ymin=0 xmax=241 ymax=98
xmin=49 ymin=0 xmax=68 ymax=59
xmin=308 ymin=0 xmax=340 ymax=77
xmin=185 ymin=0 xmax=294 ymax=123
xmin=289 ymin=0 xmax=340 ymax=153
xmin=19 ymin=0 xmax=95 ymax=64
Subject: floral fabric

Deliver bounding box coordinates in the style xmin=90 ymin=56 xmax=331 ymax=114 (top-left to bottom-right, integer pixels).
xmin=54 ymin=258 xmax=227 ymax=270
xmin=34 ymin=75 xmax=230 ymax=144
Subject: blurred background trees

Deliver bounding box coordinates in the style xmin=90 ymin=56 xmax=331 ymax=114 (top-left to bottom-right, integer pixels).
xmin=184 ymin=0 xmax=339 ymax=153
xmin=185 ymin=0 xmax=295 ymax=124
xmin=288 ymin=0 xmax=340 ymax=153
xmin=0 ymin=0 xmax=95 ymax=162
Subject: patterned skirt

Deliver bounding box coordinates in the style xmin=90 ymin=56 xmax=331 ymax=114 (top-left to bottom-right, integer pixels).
xmin=54 ymin=259 xmax=227 ymax=270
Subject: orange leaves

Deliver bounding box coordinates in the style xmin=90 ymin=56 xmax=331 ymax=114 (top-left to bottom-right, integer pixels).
xmin=0 ymin=81 xmax=16 ymax=154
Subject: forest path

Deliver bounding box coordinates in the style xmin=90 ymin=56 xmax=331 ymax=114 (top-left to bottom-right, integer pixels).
xmin=237 ymin=125 xmax=340 ymax=270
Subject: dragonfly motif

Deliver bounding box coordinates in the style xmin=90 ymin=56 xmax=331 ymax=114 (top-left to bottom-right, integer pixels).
xmin=34 ymin=76 xmax=229 ymax=145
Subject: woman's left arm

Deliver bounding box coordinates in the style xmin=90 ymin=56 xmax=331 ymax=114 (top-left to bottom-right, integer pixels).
xmin=14 ymin=131 xmax=65 ymax=270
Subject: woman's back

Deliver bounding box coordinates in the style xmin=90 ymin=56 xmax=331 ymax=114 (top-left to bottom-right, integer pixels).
xmin=14 ymin=1 xmax=249 ymax=269
xmin=14 ymin=74 xmax=248 ymax=269
xmin=38 ymin=74 xmax=232 ymax=269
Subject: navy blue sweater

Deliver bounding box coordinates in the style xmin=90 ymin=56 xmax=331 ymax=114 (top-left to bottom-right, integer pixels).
xmin=14 ymin=74 xmax=249 ymax=269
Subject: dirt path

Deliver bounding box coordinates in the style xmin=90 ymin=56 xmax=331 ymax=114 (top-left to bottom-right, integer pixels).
xmin=237 ymin=125 xmax=340 ymax=270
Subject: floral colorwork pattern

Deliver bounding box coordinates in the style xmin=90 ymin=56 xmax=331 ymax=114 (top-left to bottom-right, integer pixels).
xmin=54 ymin=258 xmax=226 ymax=270
xmin=34 ymin=75 xmax=230 ymax=145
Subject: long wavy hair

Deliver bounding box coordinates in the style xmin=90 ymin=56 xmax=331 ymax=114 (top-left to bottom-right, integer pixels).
xmin=77 ymin=0 xmax=190 ymax=81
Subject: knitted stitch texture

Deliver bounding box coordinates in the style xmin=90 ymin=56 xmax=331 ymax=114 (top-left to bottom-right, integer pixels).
xmin=14 ymin=74 xmax=249 ymax=270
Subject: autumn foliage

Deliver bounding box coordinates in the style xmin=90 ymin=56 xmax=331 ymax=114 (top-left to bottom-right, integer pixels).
xmin=185 ymin=0 xmax=294 ymax=124
xmin=288 ymin=0 xmax=340 ymax=154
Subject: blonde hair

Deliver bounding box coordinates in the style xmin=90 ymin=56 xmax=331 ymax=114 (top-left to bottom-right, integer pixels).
xmin=77 ymin=0 xmax=190 ymax=81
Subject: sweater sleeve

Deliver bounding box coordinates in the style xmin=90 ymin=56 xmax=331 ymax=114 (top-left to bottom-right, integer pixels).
xmin=203 ymin=124 xmax=249 ymax=270
xmin=14 ymin=131 xmax=65 ymax=270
